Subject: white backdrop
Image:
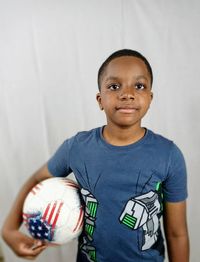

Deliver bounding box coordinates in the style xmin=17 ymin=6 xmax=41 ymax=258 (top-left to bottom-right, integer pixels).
xmin=0 ymin=0 xmax=200 ymax=261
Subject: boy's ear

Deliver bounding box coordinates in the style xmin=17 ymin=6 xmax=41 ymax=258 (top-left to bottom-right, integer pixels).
xmin=150 ymin=91 xmax=153 ymax=101
xmin=96 ymin=93 xmax=104 ymax=110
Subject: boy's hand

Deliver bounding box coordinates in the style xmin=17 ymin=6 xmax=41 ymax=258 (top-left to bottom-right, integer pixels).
xmin=1 ymin=164 xmax=52 ymax=258
xmin=3 ymin=230 xmax=47 ymax=259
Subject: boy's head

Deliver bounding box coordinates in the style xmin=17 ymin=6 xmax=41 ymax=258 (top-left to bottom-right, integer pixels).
xmin=96 ymin=49 xmax=153 ymax=129
xmin=97 ymin=49 xmax=153 ymax=91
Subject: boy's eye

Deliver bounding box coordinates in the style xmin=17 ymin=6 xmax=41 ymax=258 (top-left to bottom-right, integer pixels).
xmin=108 ymin=84 xmax=120 ymax=90
xmin=135 ymin=83 xmax=145 ymax=90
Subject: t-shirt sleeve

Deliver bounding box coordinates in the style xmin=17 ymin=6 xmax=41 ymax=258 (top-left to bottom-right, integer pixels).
xmin=47 ymin=136 xmax=75 ymax=177
xmin=162 ymin=143 xmax=188 ymax=202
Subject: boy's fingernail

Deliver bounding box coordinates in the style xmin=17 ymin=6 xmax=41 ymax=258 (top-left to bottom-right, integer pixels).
xmin=36 ymin=240 xmax=42 ymax=245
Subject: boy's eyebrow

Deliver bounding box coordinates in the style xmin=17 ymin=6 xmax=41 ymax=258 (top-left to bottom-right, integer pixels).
xmin=104 ymin=76 xmax=120 ymax=82
xmin=135 ymin=75 xmax=149 ymax=81
xmin=104 ymin=75 xmax=149 ymax=82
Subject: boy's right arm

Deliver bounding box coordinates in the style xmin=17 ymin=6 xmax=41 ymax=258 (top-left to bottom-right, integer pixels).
xmin=1 ymin=163 xmax=53 ymax=259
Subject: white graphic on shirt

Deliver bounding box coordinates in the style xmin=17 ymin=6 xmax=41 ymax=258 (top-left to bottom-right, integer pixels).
xmin=119 ymin=190 xmax=162 ymax=250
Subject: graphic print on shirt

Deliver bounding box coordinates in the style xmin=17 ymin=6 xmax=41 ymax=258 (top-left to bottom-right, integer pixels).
xmin=119 ymin=182 xmax=163 ymax=251
xmin=80 ymin=188 xmax=98 ymax=262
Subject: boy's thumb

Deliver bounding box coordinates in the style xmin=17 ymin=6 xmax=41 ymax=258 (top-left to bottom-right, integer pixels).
xmin=31 ymin=239 xmax=43 ymax=250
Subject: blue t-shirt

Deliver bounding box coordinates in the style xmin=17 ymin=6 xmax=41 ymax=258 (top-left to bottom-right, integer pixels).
xmin=47 ymin=127 xmax=187 ymax=262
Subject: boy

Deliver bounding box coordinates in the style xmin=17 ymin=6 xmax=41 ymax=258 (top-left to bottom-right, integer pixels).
xmin=1 ymin=49 xmax=189 ymax=261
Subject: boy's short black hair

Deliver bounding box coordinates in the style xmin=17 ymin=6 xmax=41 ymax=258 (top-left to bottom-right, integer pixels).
xmin=97 ymin=49 xmax=153 ymax=91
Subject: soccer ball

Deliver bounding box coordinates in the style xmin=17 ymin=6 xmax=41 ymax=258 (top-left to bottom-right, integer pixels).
xmin=23 ymin=177 xmax=84 ymax=244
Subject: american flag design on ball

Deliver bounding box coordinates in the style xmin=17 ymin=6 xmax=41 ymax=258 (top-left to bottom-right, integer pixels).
xmin=23 ymin=177 xmax=84 ymax=244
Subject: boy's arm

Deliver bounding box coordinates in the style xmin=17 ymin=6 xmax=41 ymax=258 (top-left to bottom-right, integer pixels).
xmin=1 ymin=164 xmax=52 ymax=259
xmin=163 ymin=201 xmax=189 ymax=262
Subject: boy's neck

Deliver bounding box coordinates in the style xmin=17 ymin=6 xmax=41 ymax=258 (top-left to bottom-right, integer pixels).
xmin=102 ymin=124 xmax=146 ymax=146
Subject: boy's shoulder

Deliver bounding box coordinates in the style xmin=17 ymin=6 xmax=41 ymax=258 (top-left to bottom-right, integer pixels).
xmin=148 ymin=129 xmax=173 ymax=144
xmin=67 ymin=127 xmax=100 ymax=147
xmin=147 ymin=129 xmax=184 ymax=159
xmin=75 ymin=127 xmax=100 ymax=141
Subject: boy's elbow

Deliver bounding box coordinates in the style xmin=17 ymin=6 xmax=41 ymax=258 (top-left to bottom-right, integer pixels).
xmin=166 ymin=228 xmax=189 ymax=239
xmin=1 ymin=224 xmax=9 ymax=244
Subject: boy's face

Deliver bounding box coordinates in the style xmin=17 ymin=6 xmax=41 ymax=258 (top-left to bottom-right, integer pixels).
xmin=96 ymin=56 xmax=153 ymax=129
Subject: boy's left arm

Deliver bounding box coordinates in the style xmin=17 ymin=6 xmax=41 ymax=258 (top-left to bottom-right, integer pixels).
xmin=163 ymin=201 xmax=189 ymax=262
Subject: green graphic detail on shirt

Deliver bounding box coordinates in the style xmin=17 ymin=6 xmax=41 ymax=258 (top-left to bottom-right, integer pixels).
xmin=85 ymin=223 xmax=95 ymax=237
xmin=121 ymin=213 xmax=137 ymax=229
xmin=84 ymin=199 xmax=98 ymax=239
xmin=87 ymin=201 xmax=98 ymax=218
xmin=88 ymin=250 xmax=97 ymax=262
xmin=80 ymin=236 xmax=98 ymax=262
xmin=156 ymin=181 xmax=161 ymax=192
xmin=80 ymin=189 xmax=98 ymax=262
xmin=156 ymin=181 xmax=163 ymax=211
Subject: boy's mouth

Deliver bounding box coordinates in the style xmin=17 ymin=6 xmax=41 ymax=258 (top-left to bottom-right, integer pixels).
xmin=116 ymin=105 xmax=139 ymax=113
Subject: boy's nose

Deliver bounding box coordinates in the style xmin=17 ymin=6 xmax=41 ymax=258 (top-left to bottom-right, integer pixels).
xmin=119 ymin=86 xmax=135 ymax=100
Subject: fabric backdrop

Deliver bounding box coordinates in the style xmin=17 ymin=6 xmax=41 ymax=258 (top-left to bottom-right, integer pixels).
xmin=0 ymin=0 xmax=199 ymax=261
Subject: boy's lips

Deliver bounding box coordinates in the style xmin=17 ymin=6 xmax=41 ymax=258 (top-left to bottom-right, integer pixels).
xmin=116 ymin=105 xmax=139 ymax=113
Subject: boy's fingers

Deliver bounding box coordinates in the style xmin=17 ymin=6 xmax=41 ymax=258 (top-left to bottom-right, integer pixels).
xmin=18 ymin=240 xmax=46 ymax=257
xmin=31 ymin=245 xmax=47 ymax=255
xmin=20 ymin=245 xmax=47 ymax=259
xmin=31 ymin=239 xmax=44 ymax=250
